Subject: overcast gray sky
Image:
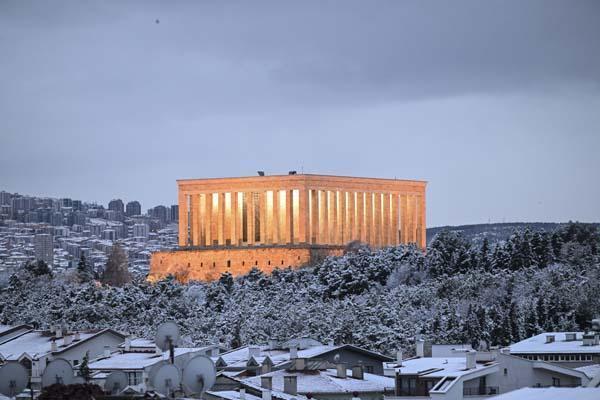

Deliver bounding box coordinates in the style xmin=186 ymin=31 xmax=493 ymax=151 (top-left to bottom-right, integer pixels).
xmin=1 ymin=1 xmax=599 ymax=226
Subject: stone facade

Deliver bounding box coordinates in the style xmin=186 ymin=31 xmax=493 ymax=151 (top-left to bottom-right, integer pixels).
xmin=149 ymin=174 xmax=426 ymax=282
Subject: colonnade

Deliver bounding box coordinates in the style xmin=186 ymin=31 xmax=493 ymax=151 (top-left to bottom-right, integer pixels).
xmin=178 ymin=189 xmax=425 ymax=249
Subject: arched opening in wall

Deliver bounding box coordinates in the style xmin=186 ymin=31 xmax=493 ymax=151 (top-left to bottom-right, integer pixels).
xmin=268 ymin=260 xmax=270 ymax=265
xmin=281 ymin=260 xmax=284 ymax=265
xmin=227 ymin=260 xmax=231 ymax=268
xmin=298 ymin=256 xmax=301 ymax=260
xmin=255 ymin=261 xmax=258 ymax=266
xmin=242 ymin=261 xmax=245 ymax=266
xmin=201 ymin=262 xmax=203 ymax=267
xmin=213 ymin=262 xmax=216 ymax=267
xmin=187 ymin=263 xmax=190 ymax=267
xmin=160 ymin=260 xmax=163 ymax=264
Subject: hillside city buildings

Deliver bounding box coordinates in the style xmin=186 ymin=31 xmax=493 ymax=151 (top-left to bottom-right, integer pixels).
xmin=150 ymin=173 xmax=427 ymax=282
xmin=0 ymin=189 xmax=178 ymax=284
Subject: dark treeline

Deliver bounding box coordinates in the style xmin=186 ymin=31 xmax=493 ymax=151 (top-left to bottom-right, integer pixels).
xmin=0 ymin=223 xmax=598 ymax=356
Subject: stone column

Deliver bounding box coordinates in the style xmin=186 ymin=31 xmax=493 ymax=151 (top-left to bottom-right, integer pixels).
xmin=272 ymin=190 xmax=280 ymax=244
xmin=330 ymin=191 xmax=338 ymax=244
xmin=205 ymin=193 xmax=213 ymax=246
xmin=246 ymin=192 xmax=254 ymax=245
xmin=400 ymin=194 xmax=408 ymax=244
xmin=231 ymin=192 xmax=238 ymax=246
xmin=286 ymin=190 xmax=293 ymax=244
xmin=420 ymin=193 xmax=427 ymax=249
xmin=357 ymin=192 xmax=364 ymax=243
xmin=348 ymin=192 xmax=355 ymax=241
xmin=191 ymin=193 xmax=200 ymax=246
xmin=178 ymin=190 xmax=188 ymax=247
xmin=374 ymin=192 xmax=382 ymax=247
xmin=259 ymin=191 xmax=267 ymax=244
xmin=298 ymin=189 xmax=308 ymax=244
xmin=383 ymin=193 xmax=391 ymax=246
xmin=365 ymin=192 xmax=373 ymax=245
xmin=391 ymin=193 xmax=399 ymax=246
xmin=340 ymin=191 xmax=347 ymax=244
xmin=217 ymin=193 xmax=225 ymax=245
xmin=319 ymin=190 xmax=329 ymax=244
xmin=310 ymin=189 xmax=319 ymax=244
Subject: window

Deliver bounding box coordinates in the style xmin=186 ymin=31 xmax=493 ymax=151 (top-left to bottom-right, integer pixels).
xmin=255 ymin=261 xmax=258 ymax=266
xmin=242 ymin=261 xmax=245 ymax=266
xmin=73 ymin=360 xmax=79 ymax=366
xmin=365 ymin=365 xmax=374 ymax=373
xmin=227 ymin=260 xmax=231 ymax=268
xmin=268 ymin=260 xmax=270 ymax=265
xmin=128 ymin=371 xmax=141 ymax=385
xmin=281 ymin=260 xmax=284 ymax=265
xmin=504 ymin=368 xmax=508 ymax=376
xmin=201 ymin=262 xmax=203 ymax=267
xmin=552 ymin=377 xmax=560 ymax=387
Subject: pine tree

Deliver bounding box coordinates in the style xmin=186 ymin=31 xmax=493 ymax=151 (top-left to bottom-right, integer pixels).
xmin=101 ymin=244 xmax=131 ymax=287
xmin=79 ymin=351 xmax=91 ymax=382
xmin=77 ymin=255 xmax=93 ymax=283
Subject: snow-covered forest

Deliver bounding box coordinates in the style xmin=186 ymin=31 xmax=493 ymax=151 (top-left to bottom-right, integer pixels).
xmin=1 ymin=223 xmax=598 ymax=356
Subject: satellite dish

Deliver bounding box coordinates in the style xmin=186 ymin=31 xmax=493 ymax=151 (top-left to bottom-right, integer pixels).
xmin=104 ymin=371 xmax=128 ymax=394
xmin=182 ymin=355 xmax=216 ymax=395
xmin=155 ymin=322 xmax=180 ymax=351
xmin=0 ymin=363 xmax=29 ymax=397
xmin=151 ymin=363 xmax=181 ymax=396
xmin=41 ymin=358 xmax=74 ymax=387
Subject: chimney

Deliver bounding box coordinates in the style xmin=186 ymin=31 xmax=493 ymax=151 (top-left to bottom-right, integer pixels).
xmin=51 ymin=339 xmax=58 ymax=352
xmin=55 ymin=327 xmax=63 ymax=339
xmin=466 ymin=350 xmax=477 ymax=370
xmin=295 ymin=358 xmax=306 ymax=371
xmin=62 ymin=334 xmax=73 ymax=347
xmin=211 ymin=346 xmax=220 ymax=357
xmin=545 ymin=335 xmax=555 ymax=344
xmin=396 ymin=350 xmax=403 ymax=366
xmin=416 ymin=339 xmax=425 ymax=358
xmin=249 ymin=346 xmax=261 ymax=358
xmin=261 ymin=376 xmax=273 ymax=390
xmin=240 ymin=389 xmax=246 ymax=400
xmin=262 ymin=389 xmax=272 ymax=400
xmin=351 ymin=366 xmax=364 ymax=380
xmin=74 ymin=332 xmax=81 ymax=341
xmin=336 ymin=363 xmax=347 ymax=378
xmin=104 ymin=345 xmax=111 ymax=358
xmin=268 ymin=339 xmax=278 ymax=350
xmin=124 ymin=337 xmax=131 ymax=351
xmin=284 ymin=375 xmax=298 ymax=395
xmin=328 ymin=339 xmax=335 ymax=347
xmin=289 ymin=345 xmax=298 ymax=359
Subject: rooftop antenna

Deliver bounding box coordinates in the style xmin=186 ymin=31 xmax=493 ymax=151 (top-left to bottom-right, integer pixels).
xmin=104 ymin=371 xmax=128 ymax=395
xmin=0 ymin=363 xmax=28 ymax=398
xmin=182 ymin=355 xmax=217 ymax=396
xmin=41 ymin=358 xmax=74 ymax=387
xmin=155 ymin=321 xmax=180 ymax=365
xmin=150 ymin=363 xmax=181 ymax=398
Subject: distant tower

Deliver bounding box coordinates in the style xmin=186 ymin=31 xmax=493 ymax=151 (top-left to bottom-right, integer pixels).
xmin=108 ymin=199 xmax=125 ymax=214
xmin=34 ymin=233 xmax=54 ymax=265
xmin=126 ymin=201 xmax=142 ymax=216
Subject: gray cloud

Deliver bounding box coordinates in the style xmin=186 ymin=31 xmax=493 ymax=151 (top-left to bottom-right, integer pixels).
xmin=1 ymin=0 xmax=599 ymax=225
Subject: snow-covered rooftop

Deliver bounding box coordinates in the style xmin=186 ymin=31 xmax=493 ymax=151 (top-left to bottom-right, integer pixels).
xmin=89 ymin=347 xmax=203 ymax=370
xmin=510 ymin=332 xmax=600 ymax=354
xmin=491 ymin=387 xmax=600 ymax=400
xmin=386 ymin=357 xmax=496 ymax=378
xmin=0 ymin=330 xmax=99 ymax=360
xmin=206 ymin=390 xmax=262 ymax=400
xmin=575 ymin=364 xmax=600 ymax=379
xmin=242 ymin=368 xmax=394 ymax=394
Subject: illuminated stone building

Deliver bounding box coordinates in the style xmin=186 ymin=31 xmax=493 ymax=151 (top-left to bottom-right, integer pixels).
xmin=149 ymin=174 xmax=426 ymax=282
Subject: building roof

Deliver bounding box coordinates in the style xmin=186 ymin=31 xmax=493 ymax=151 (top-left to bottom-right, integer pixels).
xmin=206 ymin=390 xmax=262 ymax=400
xmin=385 ymin=357 xmax=496 ymax=379
xmin=177 ymin=174 xmax=427 ymax=185
xmin=576 ymin=364 xmax=600 ymax=379
xmin=491 ymin=387 xmax=600 ymax=400
xmin=510 ymin=332 xmax=600 ymax=354
xmin=220 ymin=344 xmax=391 ymax=369
xmin=0 ymin=329 xmax=124 ymax=361
xmin=242 ymin=368 xmax=394 ymax=394
xmin=88 ymin=347 xmax=203 ymax=370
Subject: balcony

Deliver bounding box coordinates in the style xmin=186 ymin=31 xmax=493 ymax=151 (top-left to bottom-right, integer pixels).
xmin=463 ymin=386 xmax=500 ymax=396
